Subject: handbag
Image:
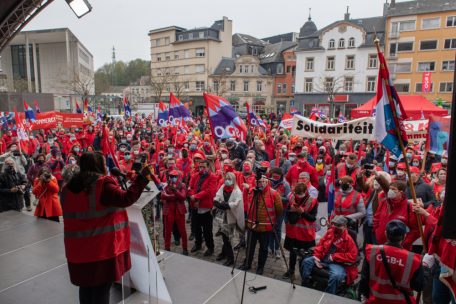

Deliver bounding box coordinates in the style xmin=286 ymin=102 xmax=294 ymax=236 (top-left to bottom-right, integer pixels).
xmin=32 ymin=188 xmax=47 ymax=206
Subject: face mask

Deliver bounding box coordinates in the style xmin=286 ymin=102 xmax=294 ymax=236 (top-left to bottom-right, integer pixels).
xmin=6 ymin=165 xmax=14 ymax=172
xmin=127 ymin=137 xmax=132 ymax=141
xmin=223 ymin=165 xmax=234 ymax=173
xmin=10 ymin=146 xmax=17 ymax=152
xmin=170 ymin=177 xmax=178 ymax=183
xmin=388 ymin=161 xmax=396 ymax=167
xmin=124 ymin=155 xmax=131 ymax=160
xmin=133 ymin=151 xmax=139 ymax=155
xmin=74 ymin=148 xmax=80 ymax=153
xmin=271 ymin=175 xmax=281 ymax=182
xmin=168 ymin=164 xmax=176 ymax=170
xmin=260 ymin=146 xmax=266 ymax=151
xmin=70 ymin=159 xmax=76 ymax=165
xmin=317 ymin=159 xmax=323 ymax=164
xmin=224 ymin=179 xmax=234 ymax=186
xmin=120 ymin=147 xmax=126 ymax=152
xmin=333 ymin=227 xmax=343 ymax=235
xmin=48 ymin=139 xmax=54 ymax=144
xmin=339 ymin=150 xmax=346 ymax=155
xmin=168 ymin=148 xmax=174 ymax=154
xmin=289 ymin=157 xmax=296 ymax=162
xmin=346 ymin=163 xmax=354 ymax=169
xmin=316 ymin=140 xmax=322 ymax=145
xmin=442 ymin=159 xmax=448 ymax=165
xmin=190 ymin=144 xmax=197 ymax=151
xmin=221 ymin=153 xmax=228 ymax=159
xmin=373 ymin=180 xmax=380 ymax=190
xmin=412 ymin=162 xmax=419 ymax=167
xmin=406 ymin=153 xmax=412 ymax=159
xmin=121 ymin=139 xmax=127 ymax=144
xmin=387 ymin=189 xmax=397 ymax=200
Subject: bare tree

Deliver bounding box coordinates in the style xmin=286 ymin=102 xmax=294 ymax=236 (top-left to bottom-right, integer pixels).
xmin=58 ymin=68 xmax=94 ymax=97
xmin=150 ymin=65 xmax=179 ymax=102
xmin=209 ymin=70 xmax=230 ymax=96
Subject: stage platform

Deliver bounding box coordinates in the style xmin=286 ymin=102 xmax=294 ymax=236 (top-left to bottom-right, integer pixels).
xmin=0 ymin=211 xmax=359 ymax=304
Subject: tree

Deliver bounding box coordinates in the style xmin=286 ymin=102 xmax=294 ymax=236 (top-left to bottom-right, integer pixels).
xmin=209 ymin=70 xmax=229 ymax=97
xmin=149 ymin=65 xmax=179 ymax=102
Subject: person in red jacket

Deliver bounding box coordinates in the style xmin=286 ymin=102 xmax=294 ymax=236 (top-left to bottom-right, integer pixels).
xmin=160 ymin=170 xmax=188 ymax=255
xmin=285 ymin=152 xmax=318 ymax=188
xmin=32 ymin=167 xmax=62 ymax=222
xmin=336 ymin=153 xmax=360 ymax=185
xmin=188 ymin=159 xmax=218 ymax=256
xmin=300 ymin=215 xmax=358 ymax=294
xmin=62 ymin=152 xmax=150 ymax=304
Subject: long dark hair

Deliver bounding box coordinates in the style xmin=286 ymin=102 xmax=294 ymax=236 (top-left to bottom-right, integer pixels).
xmin=66 ymin=152 xmax=107 ymax=193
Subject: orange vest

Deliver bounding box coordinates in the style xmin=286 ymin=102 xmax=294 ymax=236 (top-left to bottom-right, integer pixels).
xmin=333 ymin=190 xmax=361 ymax=217
xmin=337 ymin=163 xmax=359 ymax=181
xmin=61 ymin=176 xmax=130 ymax=263
xmin=246 ymin=187 xmax=278 ymax=231
xmin=365 ymin=244 xmax=421 ymax=304
xmin=285 ymin=194 xmax=318 ymax=241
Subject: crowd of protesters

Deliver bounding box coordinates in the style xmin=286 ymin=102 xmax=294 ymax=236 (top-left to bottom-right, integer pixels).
xmin=0 ymin=112 xmax=453 ymax=304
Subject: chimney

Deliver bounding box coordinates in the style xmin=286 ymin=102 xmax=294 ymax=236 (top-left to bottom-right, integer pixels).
xmin=344 ymin=6 xmax=350 ymax=21
xmin=391 ymin=0 xmax=395 ymax=7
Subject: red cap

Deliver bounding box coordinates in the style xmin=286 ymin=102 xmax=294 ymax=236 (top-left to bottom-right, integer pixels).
xmin=260 ymin=161 xmax=270 ymax=168
xmin=412 ymin=155 xmax=421 ymax=160
xmin=396 ymin=162 xmax=407 ymax=170
xmin=410 ymin=166 xmax=420 ymax=174
xmin=193 ymin=152 xmax=206 ymax=160
xmin=219 ymin=147 xmax=228 ymax=153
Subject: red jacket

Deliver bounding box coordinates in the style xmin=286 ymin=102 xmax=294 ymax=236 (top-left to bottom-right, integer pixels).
xmin=313 ymin=228 xmax=358 ymax=284
xmin=365 ymin=244 xmax=421 ymax=304
xmin=160 ymin=182 xmax=187 ymax=215
xmin=33 ymin=177 xmax=62 ymax=217
xmin=285 ymin=193 xmax=318 ymax=242
xmin=188 ymin=171 xmax=217 ymax=209
xmin=285 ymin=162 xmax=319 ymax=188
xmin=336 ymin=163 xmax=360 ymax=182
xmin=242 ymin=174 xmax=256 ymax=213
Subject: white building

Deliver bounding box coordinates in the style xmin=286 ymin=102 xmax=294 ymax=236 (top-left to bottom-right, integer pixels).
xmin=0 ymin=28 xmax=94 ymax=96
xmin=294 ymin=12 xmax=385 ymax=118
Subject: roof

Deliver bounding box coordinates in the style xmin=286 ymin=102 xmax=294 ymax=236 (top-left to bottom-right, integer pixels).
xmin=148 ymin=26 xmax=187 ymax=35
xmin=299 ymin=18 xmax=318 ymax=38
xmin=296 ymin=16 xmax=385 ymax=51
xmin=262 ymin=32 xmax=298 ymax=44
xmin=232 ymin=33 xmax=268 ymax=46
xmin=351 ymin=95 xmax=448 ymax=119
xmin=212 ymin=57 xmax=269 ymax=76
xmin=386 ymin=0 xmax=456 ymax=17
xmin=259 ymin=41 xmax=297 ymax=64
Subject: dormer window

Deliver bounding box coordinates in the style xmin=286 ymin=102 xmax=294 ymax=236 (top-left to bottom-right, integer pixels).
xmin=348 ymin=37 xmax=355 ymax=48
xmin=339 ymin=38 xmax=345 ymax=48
xmin=329 ymin=39 xmax=335 ymax=49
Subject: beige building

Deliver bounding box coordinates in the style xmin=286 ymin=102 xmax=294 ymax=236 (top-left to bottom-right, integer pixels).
xmin=209 ymin=55 xmax=273 ymax=114
xmin=148 ymin=17 xmax=232 ymax=115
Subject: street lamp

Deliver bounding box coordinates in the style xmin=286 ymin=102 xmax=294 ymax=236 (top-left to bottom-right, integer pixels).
xmin=65 ymin=0 xmax=92 ymax=18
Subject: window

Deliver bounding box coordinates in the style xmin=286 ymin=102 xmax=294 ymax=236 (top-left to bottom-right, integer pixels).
xmin=230 ymin=81 xmax=236 ymax=91
xmin=244 ymin=65 xmax=249 ymax=73
xmin=157 ymin=55 xmax=162 ymax=62
xmin=305 ymin=57 xmax=314 ymax=71
xmin=442 ymin=60 xmax=455 ymax=71
xmin=184 ymin=50 xmax=190 ymax=58
xmin=444 ymin=39 xmax=456 ymax=49
xmin=178 ymin=35 xmax=183 ymax=41
xmin=292 ymin=85 xmax=295 ymax=93
xmin=174 ymin=54 xmax=179 ymax=60
xmin=243 ymin=81 xmax=249 ymax=92
xmin=165 ymin=53 xmax=171 ymax=61
xmin=415 ymin=83 xmax=434 ymax=93
xmin=195 ymin=65 xmax=205 ymax=73
xmin=188 ymin=33 xmax=193 ymax=39
xmin=368 ymin=54 xmax=377 ymax=68
xmin=213 ymin=81 xmax=219 ymax=92
xmin=277 ymin=83 xmax=282 ymax=94
xmin=346 ymin=55 xmax=355 ymax=69
xmin=195 ymin=81 xmax=205 ymax=91
xmin=326 ymin=56 xmax=335 ymax=70
xmin=417 ymin=62 xmax=435 ymax=72
xmin=395 ymin=62 xmax=412 ymax=73
xmin=283 ymin=83 xmax=287 ymax=94
xmin=251 ymin=65 xmax=254 ymax=73
xmin=328 ymin=39 xmax=335 ymax=49
xmin=164 ymin=37 xmax=170 ymax=45
xmin=184 ymin=65 xmax=190 ymax=74
xmin=440 ymin=82 xmax=453 ymax=92
xmin=239 ymin=65 xmax=243 ymax=73
xmin=422 ymin=17 xmax=440 ymax=29
xmin=338 ymin=38 xmax=345 ymax=48
xmin=348 ymin=37 xmax=355 ymax=48
xmin=395 ymin=83 xmax=410 ymax=93
xmin=184 ymin=82 xmax=189 ymax=90
xmin=398 ymin=42 xmax=414 ymax=52
xmin=304 ymin=78 xmax=313 ymax=92
xmin=367 ymin=76 xmax=376 ymax=92
xmin=344 ymin=77 xmax=354 ymax=92
xmin=196 ymin=48 xmax=205 ymax=57
xmin=156 ymin=38 xmax=161 ymax=46
xmin=199 ymin=31 xmax=204 ymax=38
xmin=399 ymin=20 xmax=416 ymax=31
xmin=256 ymin=81 xmax=262 ymax=92
xmin=165 ymin=85 xmax=171 ymax=92
xmin=446 ymin=16 xmax=456 ymax=27
xmin=325 ymin=77 xmax=334 ymax=92
xmin=277 ymin=64 xmax=284 ymax=74
xmin=286 ymin=66 xmax=292 ymax=73
xmin=420 ymin=40 xmax=437 ymax=50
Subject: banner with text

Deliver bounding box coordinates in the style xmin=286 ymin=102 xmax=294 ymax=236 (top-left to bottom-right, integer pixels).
xmin=17 ymin=111 xmax=83 ymax=130
xmin=291 ymin=115 xmax=375 ymax=140
xmin=403 ymin=119 xmax=428 ymax=142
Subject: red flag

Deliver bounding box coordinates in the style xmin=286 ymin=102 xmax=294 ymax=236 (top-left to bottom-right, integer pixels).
xmin=101 ymin=126 xmax=120 ymax=168
xmin=13 ymin=109 xmax=29 ymax=154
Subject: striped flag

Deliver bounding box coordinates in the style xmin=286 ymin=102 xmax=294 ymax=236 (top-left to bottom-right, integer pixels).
xmin=33 ymin=100 xmax=41 ymax=113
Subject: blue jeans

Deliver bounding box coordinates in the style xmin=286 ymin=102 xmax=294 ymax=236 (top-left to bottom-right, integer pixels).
xmin=300 ymin=256 xmax=346 ymax=294
xmin=269 ymin=214 xmax=284 ymax=251
xmin=433 ymin=277 xmax=456 ymax=304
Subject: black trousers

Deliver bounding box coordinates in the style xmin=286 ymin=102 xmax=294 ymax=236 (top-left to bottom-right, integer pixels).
xmin=221 ymin=233 xmax=234 ymax=260
xmin=24 ymin=183 xmax=31 ymax=207
xmin=245 ymin=230 xmax=271 ymax=269
xmin=79 ymin=283 xmax=111 ymax=304
xmin=363 ymin=223 xmax=375 ymax=249
xmin=193 ymin=211 xmax=214 ymax=250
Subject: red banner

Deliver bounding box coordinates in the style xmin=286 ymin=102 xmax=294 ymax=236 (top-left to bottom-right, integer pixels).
xmin=59 ymin=113 xmax=84 ymax=128
xmin=16 ymin=111 xmax=83 ymax=130
xmin=422 ymin=72 xmax=432 ymax=93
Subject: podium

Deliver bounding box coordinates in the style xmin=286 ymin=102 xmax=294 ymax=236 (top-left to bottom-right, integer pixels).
xmin=126 ymin=182 xmax=172 ymax=304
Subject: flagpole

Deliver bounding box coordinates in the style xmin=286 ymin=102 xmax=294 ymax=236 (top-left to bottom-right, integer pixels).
xmin=375 ymin=39 xmax=427 ymax=251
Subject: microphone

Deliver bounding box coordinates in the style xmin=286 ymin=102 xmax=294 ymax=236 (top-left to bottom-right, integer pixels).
xmin=111 ymin=167 xmax=126 ymax=178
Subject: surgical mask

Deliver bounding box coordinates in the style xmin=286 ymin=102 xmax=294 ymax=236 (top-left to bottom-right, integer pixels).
xmin=10 ymin=146 xmax=17 ymax=152
xmin=316 ymin=140 xmax=322 ymax=145
xmin=168 ymin=148 xmax=174 ymax=154
xmin=190 ymin=144 xmax=197 ymax=151
xmin=74 ymin=147 xmax=80 ymax=153
xmin=333 ymin=227 xmax=343 ymax=235
xmin=387 ymin=190 xmax=397 ymax=200
xmin=70 ymin=136 xmax=76 ymax=141
xmin=289 ymin=157 xmax=296 ymax=162
xmin=339 ymin=150 xmax=346 ymax=155
xmin=224 ymin=179 xmax=234 ymax=186
xmin=121 ymin=139 xmax=127 ymax=144
xmin=6 ymin=165 xmax=15 ymax=172
xmin=170 ymin=177 xmax=178 ymax=183
xmin=124 ymin=155 xmax=131 ymax=160
xmin=406 ymin=153 xmax=412 ymax=159
xmin=120 ymin=147 xmax=126 ymax=152
xmin=133 ymin=150 xmax=139 ymax=155
xmin=317 ymin=159 xmax=323 ymax=164
xmin=48 ymin=139 xmax=54 ymax=144
xmin=442 ymin=159 xmax=448 ymax=165
xmin=182 ymin=151 xmax=188 ymax=158
xmin=70 ymin=159 xmax=76 ymax=165
xmin=37 ymin=159 xmax=44 ymax=165
xmin=168 ymin=164 xmax=176 ymax=170
xmin=389 ymin=161 xmax=396 ymax=167
xmin=221 ymin=153 xmax=228 ymax=159
xmin=346 ymin=163 xmax=354 ymax=169
xmin=412 ymin=162 xmax=419 ymax=167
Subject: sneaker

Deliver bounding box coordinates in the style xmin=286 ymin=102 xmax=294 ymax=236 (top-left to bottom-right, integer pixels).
xmin=203 ymin=249 xmax=214 ymax=257
xmin=26 ymin=206 xmax=32 ymax=212
xmin=282 ymin=271 xmax=294 ymax=280
xmin=191 ymin=245 xmax=202 ymax=253
xmin=256 ymin=267 xmax=264 ymax=275
xmin=189 ymin=233 xmax=195 ymax=241
xmin=216 ymin=252 xmax=226 ymax=261
xmin=238 ymin=264 xmax=251 ymax=271
xmin=182 ymin=250 xmax=189 ymax=256
xmin=174 ymin=239 xmax=180 ymax=246
xmin=275 ymin=251 xmax=282 ymax=259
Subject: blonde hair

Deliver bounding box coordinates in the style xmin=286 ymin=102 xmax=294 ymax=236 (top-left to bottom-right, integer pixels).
xmin=224 ymin=172 xmax=237 ymax=187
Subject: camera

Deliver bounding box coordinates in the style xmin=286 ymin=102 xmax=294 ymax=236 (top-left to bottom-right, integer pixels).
xmin=363 ymin=163 xmax=375 ymax=170
xmin=13 ymin=150 xmax=20 ymax=156
xmin=254 ymin=166 xmax=267 ymax=181
xmin=335 ymin=179 xmax=341 ymax=188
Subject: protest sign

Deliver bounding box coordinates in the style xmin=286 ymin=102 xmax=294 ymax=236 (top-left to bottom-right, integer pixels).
xmin=403 ymin=119 xmax=428 ymax=142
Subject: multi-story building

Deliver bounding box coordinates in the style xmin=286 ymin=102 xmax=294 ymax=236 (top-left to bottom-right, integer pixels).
xmin=0 ymin=28 xmax=94 ymax=96
xmin=385 ymin=0 xmax=456 ymax=105
xmin=209 ymin=55 xmax=273 ymax=113
xmin=294 ymin=12 xmax=385 ymax=118
xmin=148 ymin=17 xmax=232 ymax=115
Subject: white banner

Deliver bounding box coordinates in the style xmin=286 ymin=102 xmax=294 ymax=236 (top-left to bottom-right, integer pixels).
xmin=404 ymin=119 xmax=428 ymax=142
xmin=291 ymin=115 xmax=375 ymax=140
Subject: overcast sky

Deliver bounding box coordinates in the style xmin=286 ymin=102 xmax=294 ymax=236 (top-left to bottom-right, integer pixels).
xmin=26 ymin=0 xmax=390 ymax=69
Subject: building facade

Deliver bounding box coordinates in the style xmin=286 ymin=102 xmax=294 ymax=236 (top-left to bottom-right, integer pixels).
xmin=0 ymin=28 xmax=94 ymax=96
xmin=148 ymin=17 xmax=232 ymax=115
xmin=385 ymin=0 xmax=456 ymax=106
xmin=209 ymin=55 xmax=273 ymax=114
xmin=294 ymin=13 xmax=385 ymax=118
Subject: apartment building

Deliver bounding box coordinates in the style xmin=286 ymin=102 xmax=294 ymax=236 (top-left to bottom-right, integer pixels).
xmin=148 ymin=17 xmax=232 ymax=115
xmin=385 ymin=0 xmax=456 ymax=105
